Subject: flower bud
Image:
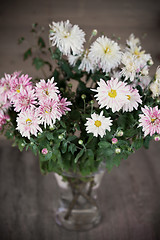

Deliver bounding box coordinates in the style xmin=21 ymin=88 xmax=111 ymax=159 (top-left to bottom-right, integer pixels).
xmin=58 ymin=134 xmax=64 ymax=140
xmin=112 ymin=138 xmax=118 ymax=144
xmin=42 ymin=148 xmax=48 ymax=155
xmin=78 ymin=139 xmax=83 ymax=145
xmin=30 ymin=142 xmax=34 ymax=146
xmin=49 ymin=125 xmax=55 ymax=130
xmin=154 ymin=135 xmax=160 ymax=141
xmin=90 ymin=100 xmax=94 ymax=104
xmin=116 ymin=130 xmax=124 ymax=137
xmin=81 ymin=94 xmax=86 ymax=100
xmin=115 ymin=148 xmax=121 ymax=154
xmin=147 ymin=59 xmax=153 ymax=66
xmin=38 ymin=132 xmax=42 ymax=136
xmin=21 ymin=143 xmax=25 ymax=147
xmin=92 ymin=29 xmax=98 ymax=36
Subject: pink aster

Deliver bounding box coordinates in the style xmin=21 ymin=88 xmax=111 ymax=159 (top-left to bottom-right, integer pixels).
xmin=12 ymin=86 xmax=37 ymax=112
xmin=0 ymin=95 xmax=11 ymax=113
xmin=35 ymin=77 xmax=59 ymax=102
xmin=92 ymin=78 xmax=129 ymax=112
xmin=0 ymin=112 xmax=10 ymax=130
xmin=9 ymin=73 xmax=32 ymax=101
xmin=0 ymin=73 xmax=14 ymax=102
xmin=122 ymin=86 xmax=142 ymax=112
xmin=16 ymin=107 xmax=42 ymax=139
xmin=57 ymin=95 xmax=72 ymax=116
xmin=139 ymin=105 xmax=160 ymax=137
xmin=37 ymin=99 xmax=61 ymax=128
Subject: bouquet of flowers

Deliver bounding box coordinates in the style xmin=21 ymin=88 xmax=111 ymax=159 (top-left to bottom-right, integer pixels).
xmin=0 ymin=20 xmax=160 ymax=176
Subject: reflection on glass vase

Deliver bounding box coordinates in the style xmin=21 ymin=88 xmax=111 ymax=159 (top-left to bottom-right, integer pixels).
xmin=54 ymin=165 xmax=105 ymax=231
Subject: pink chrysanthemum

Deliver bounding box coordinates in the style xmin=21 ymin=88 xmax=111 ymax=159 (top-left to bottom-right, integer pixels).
xmin=0 ymin=95 xmax=11 ymax=113
xmin=139 ymin=105 xmax=160 ymax=137
xmin=0 ymin=73 xmax=16 ymax=102
xmin=57 ymin=95 xmax=72 ymax=115
xmin=35 ymin=77 xmax=59 ymax=102
xmin=16 ymin=107 xmax=42 ymax=139
xmin=9 ymin=73 xmax=32 ymax=101
xmin=37 ymin=99 xmax=61 ymax=128
xmin=93 ymin=78 xmax=129 ymax=112
xmin=12 ymin=86 xmax=37 ymax=112
xmin=122 ymin=86 xmax=142 ymax=112
xmin=0 ymin=112 xmax=9 ymax=130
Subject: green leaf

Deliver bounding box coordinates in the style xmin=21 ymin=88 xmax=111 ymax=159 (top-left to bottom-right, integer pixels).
xmin=68 ymin=143 xmax=77 ymax=155
xmin=33 ymin=57 xmax=44 ymax=70
xmin=67 ymin=135 xmax=77 ymax=142
xmin=98 ymin=141 xmax=111 ymax=149
xmin=61 ymin=141 xmax=68 ymax=154
xmin=46 ymin=132 xmax=54 ymax=140
xmin=132 ymin=138 xmax=144 ymax=150
xmin=74 ymin=149 xmax=85 ymax=163
xmin=106 ymin=157 xmax=114 ymax=172
xmin=24 ymin=48 xmax=32 ymax=60
xmin=125 ymin=128 xmax=137 ymax=137
xmin=143 ymin=136 xmax=152 ymax=149
xmin=18 ymin=37 xmax=25 ymax=44
xmin=38 ymin=36 xmax=46 ymax=49
xmin=44 ymin=151 xmax=53 ymax=161
xmin=60 ymin=120 xmax=66 ymax=128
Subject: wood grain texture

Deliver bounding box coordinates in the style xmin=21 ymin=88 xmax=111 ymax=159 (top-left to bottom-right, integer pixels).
xmin=0 ymin=0 xmax=160 ymax=239
xmin=1 ymin=140 xmax=160 ymax=239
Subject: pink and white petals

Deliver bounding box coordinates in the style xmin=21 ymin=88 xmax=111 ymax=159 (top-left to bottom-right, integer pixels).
xmin=16 ymin=107 xmax=42 ymax=139
xmin=139 ymin=106 xmax=160 ymax=137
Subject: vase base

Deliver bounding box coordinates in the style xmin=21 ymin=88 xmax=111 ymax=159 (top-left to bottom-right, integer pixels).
xmin=55 ymin=208 xmax=101 ymax=231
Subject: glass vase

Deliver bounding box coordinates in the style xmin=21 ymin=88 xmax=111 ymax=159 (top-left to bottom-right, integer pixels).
xmin=54 ymin=166 xmax=105 ymax=231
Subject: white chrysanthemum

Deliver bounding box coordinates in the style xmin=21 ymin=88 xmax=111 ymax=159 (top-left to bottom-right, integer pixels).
xmin=88 ymin=36 xmax=122 ymax=73
xmin=122 ymin=86 xmax=142 ymax=112
xmin=85 ymin=111 xmax=112 ymax=137
xmin=68 ymin=50 xmax=96 ymax=73
xmin=93 ymin=78 xmax=129 ymax=113
xmin=126 ymin=34 xmax=140 ymax=49
xmin=68 ymin=54 xmax=80 ymax=66
xmin=149 ymin=66 xmax=160 ymax=98
xmin=121 ymin=52 xmax=140 ymax=81
xmin=126 ymin=34 xmax=152 ymax=68
xmin=79 ymin=51 xmax=96 ymax=73
xmin=155 ymin=66 xmax=160 ymax=81
xmin=150 ymin=81 xmax=160 ymax=98
xmin=49 ymin=20 xmax=85 ymax=55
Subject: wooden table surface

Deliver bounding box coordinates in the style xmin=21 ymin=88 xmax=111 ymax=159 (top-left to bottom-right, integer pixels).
xmin=1 ymin=139 xmax=160 ymax=240
xmin=0 ymin=0 xmax=160 ymax=239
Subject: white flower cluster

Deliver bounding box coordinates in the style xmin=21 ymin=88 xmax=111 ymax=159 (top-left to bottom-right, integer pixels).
xmin=121 ymin=34 xmax=153 ymax=83
xmin=150 ymin=67 xmax=160 ymax=98
xmin=49 ymin=21 xmax=153 ymax=85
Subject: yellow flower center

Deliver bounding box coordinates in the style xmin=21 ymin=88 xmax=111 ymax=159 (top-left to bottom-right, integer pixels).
xmin=127 ymin=95 xmax=131 ymax=100
xmin=151 ymin=118 xmax=156 ymax=123
xmin=45 ymin=89 xmax=49 ymax=95
xmin=94 ymin=120 xmax=102 ymax=127
xmin=26 ymin=118 xmax=32 ymax=125
xmin=63 ymin=31 xmax=70 ymax=38
xmin=108 ymin=89 xmax=117 ymax=98
xmin=104 ymin=46 xmax=111 ymax=54
xmin=134 ymin=48 xmax=145 ymax=58
xmin=16 ymin=89 xmax=20 ymax=93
